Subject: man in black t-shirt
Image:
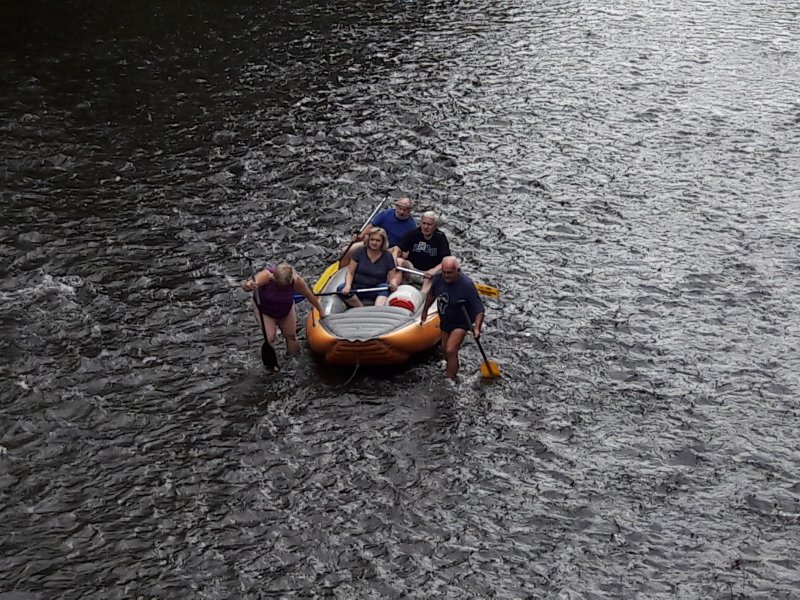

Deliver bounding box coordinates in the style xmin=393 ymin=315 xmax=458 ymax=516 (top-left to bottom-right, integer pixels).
xmin=394 ymin=211 xmax=451 ymax=294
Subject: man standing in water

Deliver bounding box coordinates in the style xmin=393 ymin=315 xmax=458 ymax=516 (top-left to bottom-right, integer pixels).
xmin=420 ymin=256 xmax=485 ymax=380
xmin=340 ymin=197 xmax=417 ymax=267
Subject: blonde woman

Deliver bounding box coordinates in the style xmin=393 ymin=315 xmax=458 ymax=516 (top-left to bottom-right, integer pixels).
xmin=242 ymin=262 xmax=324 ymax=354
xmin=339 ymin=227 xmax=399 ymax=307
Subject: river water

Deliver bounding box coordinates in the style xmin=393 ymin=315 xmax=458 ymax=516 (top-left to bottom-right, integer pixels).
xmin=2 ymin=0 xmax=799 ymax=598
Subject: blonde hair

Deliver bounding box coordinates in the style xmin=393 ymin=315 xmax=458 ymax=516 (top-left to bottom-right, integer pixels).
xmin=367 ymin=227 xmax=389 ymax=251
xmin=273 ymin=262 xmax=294 ymax=286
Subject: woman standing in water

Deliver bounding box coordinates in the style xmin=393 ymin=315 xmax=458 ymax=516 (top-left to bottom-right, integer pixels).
xmin=242 ymin=262 xmax=325 ymax=355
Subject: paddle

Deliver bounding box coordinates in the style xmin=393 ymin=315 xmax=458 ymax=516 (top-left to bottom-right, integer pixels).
xmin=314 ymin=285 xmax=387 ymax=296
xmin=296 ymin=285 xmax=389 ymax=300
xmin=247 ymin=258 xmax=279 ymax=372
xmin=461 ymin=304 xmax=501 ymax=379
xmin=396 ymin=266 xmax=501 ymax=299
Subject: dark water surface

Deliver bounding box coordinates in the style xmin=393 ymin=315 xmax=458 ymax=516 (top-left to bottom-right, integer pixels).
xmin=2 ymin=0 xmax=799 ymax=598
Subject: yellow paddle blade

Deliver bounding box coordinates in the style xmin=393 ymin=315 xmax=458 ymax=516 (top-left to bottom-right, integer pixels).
xmin=474 ymin=283 xmax=501 ymax=299
xmin=480 ymin=360 xmax=502 ymax=379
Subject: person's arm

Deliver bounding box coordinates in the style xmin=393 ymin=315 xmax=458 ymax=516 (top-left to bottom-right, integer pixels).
xmin=293 ymin=275 xmax=325 ymax=317
xmin=242 ymin=269 xmax=272 ymax=291
xmin=343 ymin=260 xmax=357 ymax=294
xmin=355 ymin=223 xmax=375 ymax=242
xmin=420 ymin=290 xmax=436 ymax=325
xmin=394 ymin=230 xmax=412 ymax=260
xmin=468 ymin=288 xmax=485 ymax=339
xmin=424 ymin=263 xmax=443 ymax=279
xmin=472 ymin=310 xmax=485 ymax=339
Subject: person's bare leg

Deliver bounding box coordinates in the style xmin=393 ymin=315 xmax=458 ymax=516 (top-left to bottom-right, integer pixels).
xmin=345 ymin=295 xmax=364 ymax=308
xmin=276 ymin=305 xmax=299 ymax=354
xmin=253 ymin=304 xmax=278 ymax=344
xmin=375 ymin=295 xmax=388 ymax=306
xmin=283 ymin=334 xmax=299 ymax=355
xmin=442 ymin=329 xmax=467 ymax=379
xmin=390 ymin=270 xmax=403 ymax=290
xmin=420 ymin=278 xmax=432 ymax=295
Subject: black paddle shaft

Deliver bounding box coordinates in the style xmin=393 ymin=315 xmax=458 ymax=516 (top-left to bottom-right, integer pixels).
xmin=460 ymin=304 xmax=492 ymax=365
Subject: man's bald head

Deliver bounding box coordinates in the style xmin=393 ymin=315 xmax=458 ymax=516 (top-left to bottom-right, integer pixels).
xmin=441 ymin=256 xmax=460 ymax=282
xmin=441 ymin=256 xmax=459 ymax=271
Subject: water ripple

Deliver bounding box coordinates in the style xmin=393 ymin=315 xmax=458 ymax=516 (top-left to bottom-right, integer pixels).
xmin=2 ymin=0 xmax=799 ymax=598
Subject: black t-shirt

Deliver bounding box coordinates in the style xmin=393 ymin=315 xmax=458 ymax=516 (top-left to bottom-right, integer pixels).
xmin=398 ymin=228 xmax=451 ymax=271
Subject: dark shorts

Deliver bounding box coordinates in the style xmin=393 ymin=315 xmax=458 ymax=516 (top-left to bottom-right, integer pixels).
xmin=337 ymin=283 xmax=389 ymax=301
xmin=439 ymin=313 xmax=471 ymax=334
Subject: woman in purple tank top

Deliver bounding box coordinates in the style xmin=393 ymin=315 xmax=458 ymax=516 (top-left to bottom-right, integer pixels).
xmin=242 ymin=262 xmax=325 ymax=355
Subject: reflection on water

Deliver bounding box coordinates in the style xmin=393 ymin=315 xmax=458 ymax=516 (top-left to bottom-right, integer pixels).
xmin=2 ymin=0 xmax=799 ymax=597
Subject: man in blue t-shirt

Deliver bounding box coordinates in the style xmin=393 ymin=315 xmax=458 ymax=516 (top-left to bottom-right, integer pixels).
xmin=420 ymin=256 xmax=485 ymax=380
xmin=340 ymin=197 xmax=418 ymax=267
xmin=372 ymin=197 xmax=418 ymax=247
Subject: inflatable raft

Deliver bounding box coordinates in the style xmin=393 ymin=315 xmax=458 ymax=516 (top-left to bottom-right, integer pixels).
xmin=305 ymin=263 xmax=441 ymax=366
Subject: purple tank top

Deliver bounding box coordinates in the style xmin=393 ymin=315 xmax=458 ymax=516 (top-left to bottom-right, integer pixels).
xmin=255 ymin=267 xmax=295 ymax=319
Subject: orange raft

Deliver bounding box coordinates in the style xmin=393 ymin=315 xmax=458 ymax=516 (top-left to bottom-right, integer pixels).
xmin=305 ymin=263 xmax=441 ymax=366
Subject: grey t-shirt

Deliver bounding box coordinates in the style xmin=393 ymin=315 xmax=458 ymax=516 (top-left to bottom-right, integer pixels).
xmin=352 ymin=247 xmax=395 ymax=288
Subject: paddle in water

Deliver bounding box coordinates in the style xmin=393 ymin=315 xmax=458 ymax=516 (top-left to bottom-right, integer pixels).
xmin=248 ymin=258 xmax=279 ymax=371
xmin=461 ymin=304 xmax=501 ymax=379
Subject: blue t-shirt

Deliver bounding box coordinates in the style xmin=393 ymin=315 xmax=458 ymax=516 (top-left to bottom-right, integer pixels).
xmin=430 ymin=273 xmax=485 ymax=332
xmin=352 ymin=246 xmax=396 ymax=289
xmin=372 ymin=208 xmax=418 ymax=247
